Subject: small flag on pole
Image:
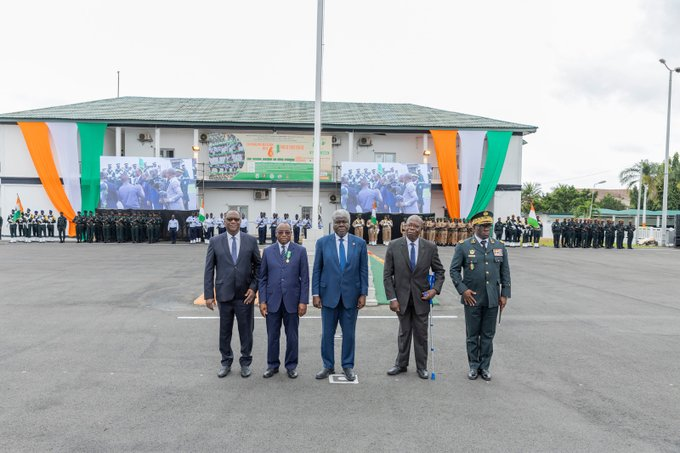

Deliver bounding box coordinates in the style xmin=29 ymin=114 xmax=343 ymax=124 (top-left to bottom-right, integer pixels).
xmin=527 ymin=202 xmax=539 ymax=228
xmin=13 ymin=194 xmax=23 ymax=221
xmin=198 ymin=199 xmax=206 ymax=222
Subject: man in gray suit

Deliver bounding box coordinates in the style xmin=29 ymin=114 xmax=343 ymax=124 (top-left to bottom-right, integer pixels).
xmin=449 ymin=210 xmax=511 ymax=381
xmin=384 ymin=215 xmax=445 ymax=379
xmin=205 ymin=209 xmax=262 ymax=379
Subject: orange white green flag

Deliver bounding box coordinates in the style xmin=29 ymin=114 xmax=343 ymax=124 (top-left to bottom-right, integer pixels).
xmin=527 ymin=202 xmax=539 ymax=228
xmin=13 ymin=194 xmax=24 ymax=220
xmin=198 ymin=198 xmax=206 ymax=222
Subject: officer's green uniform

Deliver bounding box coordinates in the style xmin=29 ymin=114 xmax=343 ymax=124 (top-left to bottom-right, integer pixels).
xmin=449 ymin=210 xmax=511 ymax=373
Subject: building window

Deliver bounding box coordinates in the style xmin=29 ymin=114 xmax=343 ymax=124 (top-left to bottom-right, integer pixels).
xmin=229 ymin=205 xmax=249 ymax=220
xmin=160 ymin=148 xmax=175 ymax=158
xmin=375 ymin=152 xmax=396 ymax=163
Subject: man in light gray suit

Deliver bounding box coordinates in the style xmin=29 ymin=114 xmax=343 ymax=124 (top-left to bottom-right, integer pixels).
xmin=205 ymin=209 xmax=261 ymax=379
xmin=383 ymin=215 xmax=445 ymax=379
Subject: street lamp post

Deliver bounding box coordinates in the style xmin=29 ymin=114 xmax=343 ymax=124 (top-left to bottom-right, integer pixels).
xmin=659 ymin=59 xmax=680 ymax=246
xmin=589 ymin=180 xmax=606 ymax=218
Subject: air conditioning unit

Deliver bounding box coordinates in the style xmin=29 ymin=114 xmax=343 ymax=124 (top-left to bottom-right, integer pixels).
xmin=138 ymin=133 xmax=153 ymax=142
xmin=199 ymin=133 xmax=208 ymax=143
xmin=253 ymin=189 xmax=269 ymax=200
xmin=357 ymin=137 xmax=372 ymax=146
xmin=331 ymin=135 xmax=341 ymax=146
xmin=329 ymin=193 xmax=338 ymax=203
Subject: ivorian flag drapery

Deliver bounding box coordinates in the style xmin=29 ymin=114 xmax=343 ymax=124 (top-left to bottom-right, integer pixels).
xmin=18 ymin=122 xmax=78 ymax=237
xmin=468 ymin=131 xmax=512 ymax=218
xmin=47 ymin=122 xmax=82 ymax=215
xmin=430 ymin=130 xmax=460 ymax=218
xmin=458 ymin=131 xmax=486 ymax=220
xmin=78 ymin=123 xmax=107 ymax=213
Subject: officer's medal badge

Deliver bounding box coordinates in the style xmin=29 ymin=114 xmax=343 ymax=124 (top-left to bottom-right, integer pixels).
xmin=493 ymin=249 xmax=503 ymax=257
xmin=468 ymin=250 xmax=475 ymax=270
xmin=285 ymin=250 xmax=292 ymax=264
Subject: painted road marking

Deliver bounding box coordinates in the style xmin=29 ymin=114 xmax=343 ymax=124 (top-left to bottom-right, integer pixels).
xmin=177 ymin=315 xmax=458 ymax=320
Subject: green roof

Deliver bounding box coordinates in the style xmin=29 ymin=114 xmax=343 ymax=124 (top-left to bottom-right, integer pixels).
xmin=0 ymin=96 xmax=537 ymax=133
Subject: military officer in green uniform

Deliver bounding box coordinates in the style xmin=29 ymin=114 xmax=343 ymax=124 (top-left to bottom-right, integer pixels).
xmin=449 ymin=210 xmax=511 ymax=381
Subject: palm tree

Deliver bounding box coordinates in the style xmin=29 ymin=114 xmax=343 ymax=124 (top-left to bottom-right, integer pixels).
xmin=619 ymin=160 xmax=661 ymax=204
xmin=521 ymin=182 xmax=542 ymax=214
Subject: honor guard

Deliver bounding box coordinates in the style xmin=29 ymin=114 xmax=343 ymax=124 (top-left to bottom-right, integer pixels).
xmin=257 ymin=212 xmax=268 ymax=244
xmin=380 ymin=215 xmax=393 ymax=245
xmin=551 ymin=219 xmax=561 ymax=248
xmin=352 ymin=216 xmax=365 ymax=240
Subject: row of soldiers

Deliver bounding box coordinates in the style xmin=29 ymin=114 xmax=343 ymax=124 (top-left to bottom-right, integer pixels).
xmin=72 ymin=211 xmax=164 ymax=244
xmin=349 ymin=217 xmax=475 ymax=246
xmin=5 ymin=209 xmax=67 ymax=242
xmin=551 ymin=218 xmax=636 ymax=249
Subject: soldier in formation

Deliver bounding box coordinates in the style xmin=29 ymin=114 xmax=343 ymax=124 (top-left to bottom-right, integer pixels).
xmin=550 ymin=218 xmax=636 ymax=249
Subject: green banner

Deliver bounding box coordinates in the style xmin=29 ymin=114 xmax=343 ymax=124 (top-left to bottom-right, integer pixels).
xmin=78 ymin=123 xmax=107 ymax=212
xmin=467 ymin=131 xmax=512 ymax=219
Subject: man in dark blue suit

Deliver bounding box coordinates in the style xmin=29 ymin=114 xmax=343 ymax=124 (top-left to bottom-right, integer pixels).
xmin=204 ymin=210 xmax=262 ymax=379
xmin=258 ymin=222 xmax=309 ymax=379
xmin=312 ymin=209 xmax=368 ymax=381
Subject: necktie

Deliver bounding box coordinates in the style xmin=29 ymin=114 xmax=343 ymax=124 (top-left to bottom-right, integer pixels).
xmin=339 ymin=238 xmax=346 ymax=271
xmin=281 ymin=245 xmax=287 ymax=259
xmin=481 ymin=240 xmax=487 ymax=250
xmin=231 ymin=236 xmax=238 ymax=262
xmin=410 ymin=242 xmax=416 ymax=271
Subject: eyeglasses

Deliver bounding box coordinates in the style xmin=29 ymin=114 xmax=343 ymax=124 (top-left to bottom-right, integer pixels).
xmin=226 ymin=218 xmax=240 ymax=222
xmin=277 ymin=231 xmax=292 ymax=235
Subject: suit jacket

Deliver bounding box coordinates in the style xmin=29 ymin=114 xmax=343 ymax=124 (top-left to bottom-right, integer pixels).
xmin=312 ymin=233 xmax=368 ymax=309
xmin=449 ymin=237 xmax=511 ymax=308
xmin=258 ymin=241 xmax=309 ymax=313
xmin=204 ymin=232 xmax=261 ymax=302
xmin=383 ymin=237 xmax=445 ymax=315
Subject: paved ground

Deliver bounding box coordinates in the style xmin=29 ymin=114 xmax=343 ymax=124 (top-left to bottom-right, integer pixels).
xmin=1 ymin=239 xmax=679 ymax=452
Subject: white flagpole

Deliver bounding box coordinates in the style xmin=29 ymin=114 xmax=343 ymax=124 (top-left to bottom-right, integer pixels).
xmin=312 ymin=0 xmax=324 ymax=232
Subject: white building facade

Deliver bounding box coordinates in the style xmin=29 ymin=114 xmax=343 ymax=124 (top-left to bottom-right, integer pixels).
xmin=0 ymin=97 xmax=536 ymax=231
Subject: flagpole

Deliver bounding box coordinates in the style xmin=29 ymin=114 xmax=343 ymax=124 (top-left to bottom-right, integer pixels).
xmin=312 ymin=0 xmax=324 ymax=232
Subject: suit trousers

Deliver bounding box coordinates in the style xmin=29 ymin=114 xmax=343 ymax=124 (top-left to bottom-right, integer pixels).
xmin=266 ymin=305 xmax=300 ymax=370
xmin=321 ymin=301 xmax=358 ymax=369
xmin=395 ymin=298 xmax=429 ymax=370
xmin=258 ymin=227 xmax=266 ymax=244
xmin=464 ymin=300 xmax=498 ymax=371
xmin=218 ymin=299 xmax=255 ymax=367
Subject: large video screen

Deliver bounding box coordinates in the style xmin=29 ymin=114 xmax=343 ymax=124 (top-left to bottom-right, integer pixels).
xmin=207 ymin=132 xmax=333 ymax=181
xmin=340 ymin=162 xmax=432 ymax=214
xmin=99 ymin=157 xmax=197 ymax=210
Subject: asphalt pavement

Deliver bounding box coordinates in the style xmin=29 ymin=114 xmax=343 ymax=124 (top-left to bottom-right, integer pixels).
xmin=0 ymin=239 xmax=679 ymax=452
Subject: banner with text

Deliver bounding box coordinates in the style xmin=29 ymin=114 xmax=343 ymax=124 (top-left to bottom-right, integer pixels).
xmin=207 ymin=133 xmax=333 ymax=181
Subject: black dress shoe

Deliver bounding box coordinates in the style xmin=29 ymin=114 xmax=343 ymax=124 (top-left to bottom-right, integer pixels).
xmin=343 ymin=367 xmax=356 ymax=381
xmin=217 ymin=366 xmax=231 ymax=378
xmin=417 ymin=369 xmax=429 ymax=379
xmin=387 ymin=366 xmax=407 ymax=376
xmin=241 ymin=365 xmax=252 ymax=378
xmin=315 ymin=368 xmax=335 ymax=379
xmin=467 ymin=368 xmax=478 ymax=380
xmin=287 ymin=368 xmax=298 ymax=379
xmin=480 ymin=369 xmax=491 ymax=381
xmin=263 ymin=368 xmax=279 ymax=378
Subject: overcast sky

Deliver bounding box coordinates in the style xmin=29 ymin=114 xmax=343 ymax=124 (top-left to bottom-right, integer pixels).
xmin=2 ymin=0 xmax=679 ymax=193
